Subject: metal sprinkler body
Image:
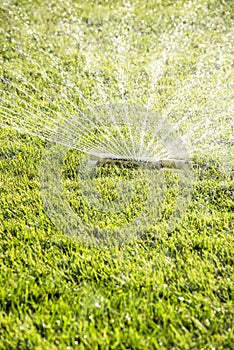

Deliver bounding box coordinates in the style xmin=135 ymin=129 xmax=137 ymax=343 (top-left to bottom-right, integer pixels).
xmin=87 ymin=155 xmax=207 ymax=170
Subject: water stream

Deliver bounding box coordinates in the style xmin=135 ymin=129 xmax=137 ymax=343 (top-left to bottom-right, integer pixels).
xmin=0 ymin=1 xmax=233 ymax=246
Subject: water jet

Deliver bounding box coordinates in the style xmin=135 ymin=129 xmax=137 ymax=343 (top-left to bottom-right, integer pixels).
xmin=0 ymin=6 xmax=233 ymax=246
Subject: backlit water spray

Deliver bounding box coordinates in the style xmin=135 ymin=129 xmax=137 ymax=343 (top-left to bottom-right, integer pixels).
xmin=0 ymin=2 xmax=233 ymax=247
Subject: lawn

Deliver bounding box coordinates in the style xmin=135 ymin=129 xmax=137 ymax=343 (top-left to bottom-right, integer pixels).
xmin=0 ymin=0 xmax=234 ymax=349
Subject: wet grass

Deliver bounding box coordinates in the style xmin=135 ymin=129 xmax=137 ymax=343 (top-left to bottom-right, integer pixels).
xmin=0 ymin=0 xmax=234 ymax=349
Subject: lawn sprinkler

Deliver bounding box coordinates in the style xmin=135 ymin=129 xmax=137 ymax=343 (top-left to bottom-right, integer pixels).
xmin=86 ymin=155 xmax=214 ymax=171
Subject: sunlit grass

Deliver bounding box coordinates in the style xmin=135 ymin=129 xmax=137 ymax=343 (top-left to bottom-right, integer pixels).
xmin=0 ymin=0 xmax=234 ymax=349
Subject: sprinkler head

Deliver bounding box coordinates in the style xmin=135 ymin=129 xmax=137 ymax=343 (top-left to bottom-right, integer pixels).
xmin=87 ymin=155 xmax=195 ymax=170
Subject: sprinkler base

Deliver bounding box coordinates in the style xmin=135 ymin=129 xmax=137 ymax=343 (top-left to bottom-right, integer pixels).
xmin=87 ymin=156 xmax=203 ymax=170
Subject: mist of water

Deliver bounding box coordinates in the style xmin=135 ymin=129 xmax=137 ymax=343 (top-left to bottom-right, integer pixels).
xmin=0 ymin=1 xmax=233 ymax=167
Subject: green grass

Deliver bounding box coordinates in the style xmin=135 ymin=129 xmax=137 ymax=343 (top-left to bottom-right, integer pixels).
xmin=0 ymin=0 xmax=234 ymax=349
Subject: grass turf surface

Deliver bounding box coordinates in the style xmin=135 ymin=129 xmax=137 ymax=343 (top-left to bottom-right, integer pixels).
xmin=0 ymin=0 xmax=234 ymax=349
